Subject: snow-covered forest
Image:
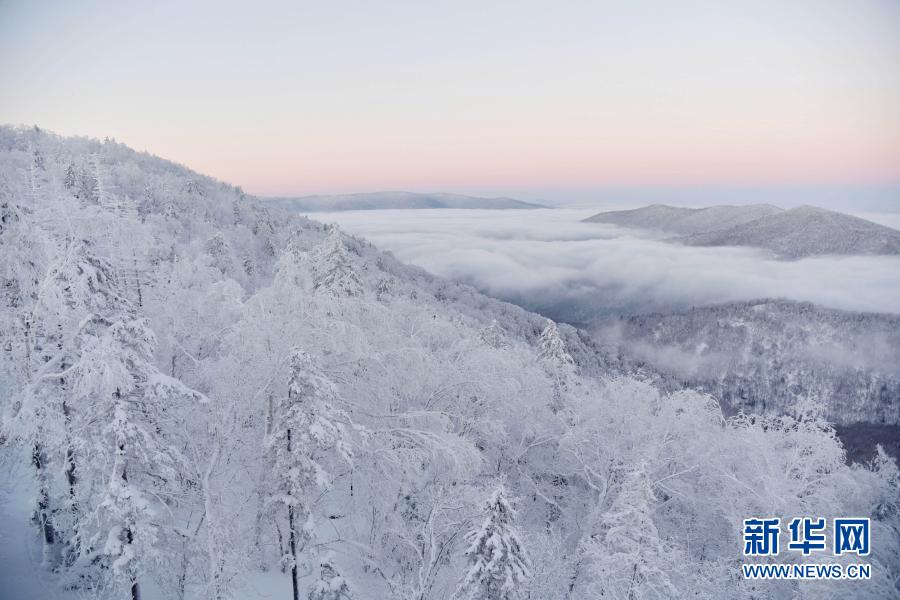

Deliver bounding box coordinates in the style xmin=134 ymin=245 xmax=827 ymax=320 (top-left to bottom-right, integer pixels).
xmin=593 ymin=299 xmax=900 ymax=427
xmin=1 ymin=126 xmax=899 ymax=599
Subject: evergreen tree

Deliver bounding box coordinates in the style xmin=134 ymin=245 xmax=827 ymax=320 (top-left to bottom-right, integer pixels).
xmin=537 ymin=319 xmax=576 ymax=412
xmin=312 ymin=230 xmax=363 ymax=297
xmin=267 ymin=348 xmax=354 ymax=600
xmin=22 ymin=237 xmax=129 ymax=554
xmin=73 ymin=316 xmax=203 ymax=599
xmin=460 ymin=487 xmax=531 ymax=600
xmin=64 ymin=164 xmax=78 ymax=191
xmin=0 ymin=192 xmax=47 ymax=384
xmin=205 ymin=232 xmax=234 ymax=276
xmin=583 ymin=466 xmax=678 ymax=600
xmin=537 ymin=319 xmax=574 ymax=372
xmin=77 ymin=167 xmax=99 ymax=205
xmin=0 ymin=190 xmax=56 ymax=564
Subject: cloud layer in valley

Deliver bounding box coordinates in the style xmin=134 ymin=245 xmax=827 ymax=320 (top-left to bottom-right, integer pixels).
xmin=310 ymin=208 xmax=900 ymax=323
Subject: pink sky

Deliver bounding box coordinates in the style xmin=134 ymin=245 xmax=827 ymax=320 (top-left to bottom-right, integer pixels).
xmin=1 ymin=0 xmax=898 ymax=197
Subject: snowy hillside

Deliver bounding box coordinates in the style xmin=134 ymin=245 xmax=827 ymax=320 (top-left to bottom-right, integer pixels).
xmin=582 ymin=203 xmax=695 ymax=229
xmin=1 ymin=126 xmax=898 ymax=600
xmin=679 ymin=205 xmax=900 ymax=258
xmin=582 ymin=203 xmax=783 ymax=234
xmin=584 ymin=203 xmax=900 ymax=258
xmin=266 ymin=191 xmax=546 ymax=212
xmin=593 ymin=299 xmax=900 ymax=428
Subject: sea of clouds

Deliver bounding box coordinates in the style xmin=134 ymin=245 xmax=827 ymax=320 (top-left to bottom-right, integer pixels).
xmin=313 ymin=208 xmax=900 ymax=323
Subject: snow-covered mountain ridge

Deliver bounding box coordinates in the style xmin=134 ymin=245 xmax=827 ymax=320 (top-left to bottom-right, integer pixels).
xmin=583 ymin=203 xmax=784 ymax=234
xmin=1 ymin=126 xmax=898 ymax=599
xmin=584 ymin=203 xmax=900 ymax=258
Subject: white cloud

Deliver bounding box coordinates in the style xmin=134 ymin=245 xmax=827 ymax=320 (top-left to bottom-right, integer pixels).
xmin=315 ymin=208 xmax=900 ymax=321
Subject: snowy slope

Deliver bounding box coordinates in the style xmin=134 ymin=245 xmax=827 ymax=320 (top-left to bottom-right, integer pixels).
xmin=663 ymin=203 xmax=784 ymax=234
xmin=582 ymin=203 xmax=694 ymax=229
xmin=678 ymin=205 xmax=900 ymax=258
xmin=266 ymin=191 xmax=546 ymax=211
xmin=584 ymin=203 xmax=900 ymax=258
xmin=582 ymin=203 xmax=783 ymax=234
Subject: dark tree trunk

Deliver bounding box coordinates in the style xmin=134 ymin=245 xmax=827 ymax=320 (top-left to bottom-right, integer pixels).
xmin=32 ymin=443 xmax=55 ymax=547
xmin=288 ymin=505 xmax=299 ymax=600
xmin=63 ymin=397 xmax=80 ymax=565
xmin=127 ymin=528 xmax=141 ymax=600
xmin=60 ymin=363 xmax=78 ymax=501
xmin=286 ymin=427 xmax=299 ymax=600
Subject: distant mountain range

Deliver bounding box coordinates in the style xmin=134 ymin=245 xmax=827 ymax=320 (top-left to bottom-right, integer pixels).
xmin=584 ymin=204 xmax=900 ymax=259
xmin=266 ymin=191 xmax=546 ymax=211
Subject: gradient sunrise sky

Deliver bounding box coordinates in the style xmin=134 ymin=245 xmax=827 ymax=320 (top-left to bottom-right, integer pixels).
xmin=1 ymin=0 xmax=899 ymax=200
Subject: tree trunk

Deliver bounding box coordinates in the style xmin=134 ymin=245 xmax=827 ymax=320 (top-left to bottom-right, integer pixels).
xmin=288 ymin=504 xmax=299 ymax=600
xmin=62 ymin=394 xmax=80 ymax=565
xmin=32 ymin=442 xmax=56 ymax=565
xmin=128 ymin=526 xmax=141 ymax=600
xmin=275 ymin=518 xmax=285 ymax=572
xmin=287 ymin=427 xmax=299 ymax=600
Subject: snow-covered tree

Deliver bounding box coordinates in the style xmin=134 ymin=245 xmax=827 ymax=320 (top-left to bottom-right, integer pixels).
xmin=537 ymin=319 xmax=576 ymax=412
xmin=308 ymin=555 xmax=353 ymax=600
xmin=68 ymin=317 xmax=204 ymax=599
xmin=5 ymin=229 xmax=202 ymax=594
xmin=479 ymin=320 xmax=509 ymax=350
xmin=40 ymin=237 xmax=129 ymax=321
xmin=266 ymin=348 xmax=354 ymax=600
xmin=205 ymin=232 xmax=235 ymax=276
xmin=0 ymin=189 xmax=56 ymax=564
xmin=312 ymin=230 xmax=363 ymax=297
xmin=0 ymin=186 xmax=49 ymax=379
xmin=63 ymin=163 xmax=78 ymax=191
xmin=460 ymin=487 xmax=531 ymax=600
xmin=77 ymin=166 xmax=99 ymax=205
xmin=582 ymin=465 xmax=679 ymax=600
xmin=537 ymin=319 xmax=574 ymax=373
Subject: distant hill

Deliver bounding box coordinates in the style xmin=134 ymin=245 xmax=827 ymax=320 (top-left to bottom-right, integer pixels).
xmin=679 ymin=205 xmax=900 ymax=259
xmin=584 ymin=203 xmax=900 ymax=258
xmin=583 ymin=204 xmax=694 ymax=230
xmin=266 ymin=191 xmax=546 ymax=211
xmin=582 ymin=203 xmax=783 ymax=234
